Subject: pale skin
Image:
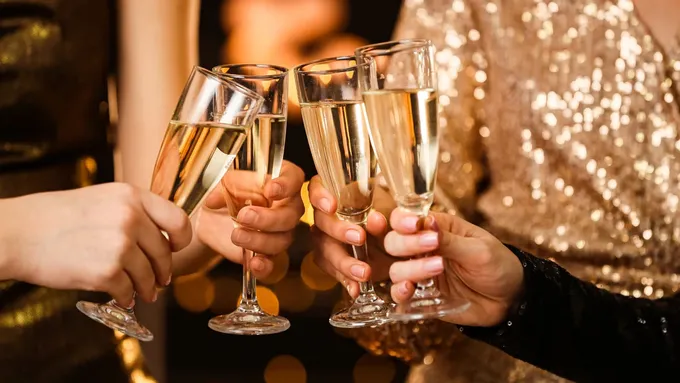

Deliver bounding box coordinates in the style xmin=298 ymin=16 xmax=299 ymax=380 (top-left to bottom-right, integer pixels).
xmin=0 ymin=0 xmax=304 ymax=308
xmin=309 ymin=0 xmax=680 ymax=326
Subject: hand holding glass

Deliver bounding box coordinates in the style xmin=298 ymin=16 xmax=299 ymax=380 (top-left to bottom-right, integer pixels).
xmin=76 ymin=66 xmax=263 ymax=341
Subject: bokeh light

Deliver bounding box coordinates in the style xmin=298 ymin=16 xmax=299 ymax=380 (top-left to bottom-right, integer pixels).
xmin=274 ymin=273 xmax=315 ymax=313
xmin=264 ymin=355 xmax=307 ymax=383
xmin=173 ymin=274 xmax=215 ymax=313
xmin=300 ymin=181 xmax=314 ymax=226
xmin=353 ymin=354 xmax=396 ymax=383
xmin=236 ymin=285 xmax=280 ymax=315
xmin=259 ymin=251 xmax=290 ymax=285
xmin=300 ymin=252 xmax=337 ymax=291
xmin=209 ymin=276 xmax=241 ymax=314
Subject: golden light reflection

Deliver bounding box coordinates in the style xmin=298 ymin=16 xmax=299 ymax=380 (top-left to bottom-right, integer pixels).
xmin=300 ymin=252 xmax=337 ymax=291
xmin=120 ymin=337 xmax=142 ymax=369
xmin=274 ymin=273 xmax=315 ymax=313
xmin=264 ymin=355 xmax=307 ymax=383
xmin=173 ymin=274 xmax=215 ymax=313
xmin=300 ymin=181 xmax=314 ymax=225
xmin=331 ymin=300 xmax=352 ymax=338
xmin=209 ymin=276 xmax=241 ymax=314
xmin=353 ymin=354 xmax=396 ymax=383
xmin=237 ymin=286 xmax=280 ymax=315
xmin=260 ymin=251 xmax=290 ymax=285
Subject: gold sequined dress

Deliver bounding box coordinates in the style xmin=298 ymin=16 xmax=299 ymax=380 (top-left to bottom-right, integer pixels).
xmin=0 ymin=1 xmax=145 ymax=381
xmin=351 ymin=0 xmax=680 ymax=381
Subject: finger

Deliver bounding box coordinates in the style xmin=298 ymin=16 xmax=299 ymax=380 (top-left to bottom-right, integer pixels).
xmin=389 ymin=208 xmax=425 ymax=234
xmin=236 ymin=202 xmax=302 ymax=232
xmin=139 ymin=191 xmax=193 ymax=251
xmin=265 ymin=161 xmax=305 ymax=200
xmin=107 ymin=272 xmax=136 ymax=308
xmin=384 ymin=230 xmax=440 ymax=257
xmin=311 ymin=228 xmax=361 ymax=298
xmin=122 ymin=246 xmax=158 ymax=303
xmin=250 ymin=255 xmax=275 ymax=279
xmin=231 ymin=228 xmax=294 ymax=256
xmin=313 ymin=209 xmax=365 ymax=246
xmin=135 ymin=212 xmax=173 ymax=286
xmin=388 ymin=257 xmax=444 ymax=284
xmin=366 ymin=210 xmax=388 ymax=237
xmin=390 ymin=281 xmax=415 ymax=304
xmin=310 ymin=225 xmax=370 ymax=282
xmin=308 ymin=175 xmax=335 ymax=214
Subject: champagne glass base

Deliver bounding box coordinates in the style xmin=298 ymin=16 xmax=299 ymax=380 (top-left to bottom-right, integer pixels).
xmin=76 ymin=301 xmax=154 ymax=342
xmin=388 ymin=296 xmax=471 ymax=322
xmin=329 ymin=303 xmax=392 ymax=329
xmin=208 ymin=306 xmax=290 ymax=336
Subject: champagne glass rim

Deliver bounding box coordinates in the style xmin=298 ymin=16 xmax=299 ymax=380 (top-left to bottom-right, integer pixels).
xmin=212 ymin=63 xmax=289 ymax=80
xmin=355 ymin=39 xmax=433 ymax=57
xmin=293 ymin=55 xmax=370 ymax=76
xmin=194 ymin=65 xmax=264 ymax=102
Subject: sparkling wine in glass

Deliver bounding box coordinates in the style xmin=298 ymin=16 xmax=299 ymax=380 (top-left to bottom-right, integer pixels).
xmin=208 ymin=64 xmax=290 ymax=335
xmin=295 ymin=56 xmax=391 ymax=328
xmin=356 ymin=39 xmax=471 ymax=321
xmin=76 ymin=66 xmax=263 ymax=341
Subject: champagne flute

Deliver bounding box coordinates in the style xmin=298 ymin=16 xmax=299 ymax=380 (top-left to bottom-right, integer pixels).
xmin=355 ymin=39 xmax=471 ymax=321
xmin=76 ymin=66 xmax=263 ymax=341
xmin=208 ymin=64 xmax=290 ymax=335
xmin=294 ymin=56 xmax=391 ymax=328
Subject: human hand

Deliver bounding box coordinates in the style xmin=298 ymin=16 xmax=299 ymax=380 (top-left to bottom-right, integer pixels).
xmin=307 ymin=175 xmax=397 ymax=297
xmin=2 ymin=183 xmax=192 ymax=307
xmin=197 ymin=160 xmax=305 ymax=278
xmin=384 ymin=210 xmax=525 ymax=327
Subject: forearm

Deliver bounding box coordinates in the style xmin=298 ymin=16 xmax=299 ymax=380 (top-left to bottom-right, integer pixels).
xmin=462 ymin=246 xmax=680 ymax=382
xmin=116 ymin=0 xmax=199 ymax=187
xmin=0 ymin=198 xmax=20 ymax=280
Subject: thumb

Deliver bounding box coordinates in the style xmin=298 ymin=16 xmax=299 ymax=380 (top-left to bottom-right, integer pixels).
xmin=427 ymin=214 xmax=488 ymax=266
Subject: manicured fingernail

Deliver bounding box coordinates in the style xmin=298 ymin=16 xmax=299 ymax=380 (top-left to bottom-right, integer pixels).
xmin=152 ymin=290 xmax=158 ymax=302
xmin=429 ymin=216 xmax=440 ymax=232
xmin=345 ymin=229 xmax=361 ymax=244
xmin=343 ymin=279 xmax=352 ymax=294
xmin=424 ymin=257 xmax=444 ymax=273
xmin=320 ymin=198 xmax=332 ymax=213
xmin=270 ymin=183 xmax=283 ymax=198
xmin=398 ymin=283 xmax=410 ymax=296
xmin=419 ymin=232 xmax=439 ymax=248
xmin=165 ymin=275 xmax=172 ymax=286
xmin=238 ymin=209 xmax=258 ymax=225
xmin=350 ymin=264 xmax=366 ymax=279
xmin=402 ymin=216 xmax=421 ymax=231
xmin=125 ymin=300 xmax=135 ymax=309
xmin=234 ymin=229 xmax=251 ymax=244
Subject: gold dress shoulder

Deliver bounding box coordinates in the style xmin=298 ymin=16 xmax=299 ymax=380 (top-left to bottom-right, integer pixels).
xmin=349 ymin=0 xmax=680 ymax=381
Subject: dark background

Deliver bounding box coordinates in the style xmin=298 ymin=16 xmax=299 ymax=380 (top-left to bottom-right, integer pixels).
xmin=166 ymin=1 xmax=404 ymax=382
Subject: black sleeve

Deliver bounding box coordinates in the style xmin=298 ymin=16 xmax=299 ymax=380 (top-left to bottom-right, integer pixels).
xmin=459 ymin=245 xmax=680 ymax=383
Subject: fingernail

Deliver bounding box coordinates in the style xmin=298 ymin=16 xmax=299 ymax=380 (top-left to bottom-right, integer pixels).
xmin=419 ymin=232 xmax=439 ymax=248
xmin=424 ymin=257 xmax=444 ymax=273
xmin=429 ymin=216 xmax=440 ymax=232
xmin=152 ymin=290 xmax=158 ymax=302
xmin=343 ymin=279 xmax=352 ymax=294
xmin=345 ymin=229 xmax=361 ymax=244
xmin=238 ymin=209 xmax=258 ymax=225
xmin=125 ymin=300 xmax=135 ymax=310
xmin=402 ymin=216 xmax=421 ymax=230
xmin=234 ymin=229 xmax=251 ymax=244
xmin=350 ymin=264 xmax=366 ymax=279
xmin=398 ymin=283 xmax=410 ymax=296
xmin=251 ymin=258 xmax=264 ymax=272
xmin=165 ymin=274 xmax=172 ymax=286
xmin=270 ymin=183 xmax=283 ymax=198
xmin=320 ymin=198 xmax=332 ymax=213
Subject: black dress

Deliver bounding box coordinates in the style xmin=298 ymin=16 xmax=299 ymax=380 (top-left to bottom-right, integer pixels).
xmin=461 ymin=246 xmax=680 ymax=383
xmin=0 ymin=1 xmax=136 ymax=381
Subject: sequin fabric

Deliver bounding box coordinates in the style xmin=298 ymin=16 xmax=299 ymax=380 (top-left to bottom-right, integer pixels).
xmin=460 ymin=245 xmax=680 ymax=382
xmin=348 ymin=0 xmax=680 ymax=381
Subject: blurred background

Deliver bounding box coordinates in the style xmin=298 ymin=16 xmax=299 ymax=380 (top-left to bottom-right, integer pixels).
xmin=164 ymin=1 xmax=403 ymax=382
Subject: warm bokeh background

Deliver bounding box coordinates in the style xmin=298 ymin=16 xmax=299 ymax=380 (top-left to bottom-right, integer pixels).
xmin=165 ymin=1 xmax=404 ymax=382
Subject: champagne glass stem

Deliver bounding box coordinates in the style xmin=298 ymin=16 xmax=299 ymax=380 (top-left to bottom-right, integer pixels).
xmin=240 ymin=248 xmax=259 ymax=308
xmin=350 ymin=224 xmax=376 ymax=299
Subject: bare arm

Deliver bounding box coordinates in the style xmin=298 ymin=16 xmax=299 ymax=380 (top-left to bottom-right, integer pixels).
xmin=116 ymin=0 xmax=218 ymax=276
